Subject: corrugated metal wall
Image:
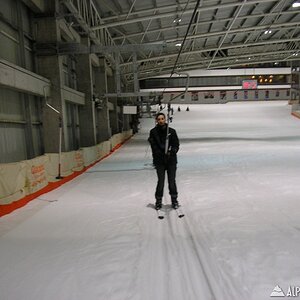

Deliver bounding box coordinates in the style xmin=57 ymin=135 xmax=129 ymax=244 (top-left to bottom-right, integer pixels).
xmin=0 ymin=88 xmax=27 ymax=162
xmin=0 ymin=0 xmax=42 ymax=163
xmin=0 ymin=87 xmax=43 ymax=163
xmin=65 ymin=101 xmax=80 ymax=151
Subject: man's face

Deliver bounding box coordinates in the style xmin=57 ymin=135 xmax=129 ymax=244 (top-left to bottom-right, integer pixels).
xmin=157 ymin=115 xmax=166 ymax=126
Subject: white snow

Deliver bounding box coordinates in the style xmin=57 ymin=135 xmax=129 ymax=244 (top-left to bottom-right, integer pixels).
xmin=1 ymin=101 xmax=300 ymax=300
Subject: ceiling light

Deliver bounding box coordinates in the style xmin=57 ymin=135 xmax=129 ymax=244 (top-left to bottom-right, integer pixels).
xmin=292 ymin=2 xmax=300 ymax=7
xmin=248 ymin=57 xmax=251 ymax=60
xmin=175 ymin=43 xmax=182 ymax=47
xmin=173 ymin=17 xmax=182 ymax=23
xmin=264 ymin=30 xmax=272 ymax=34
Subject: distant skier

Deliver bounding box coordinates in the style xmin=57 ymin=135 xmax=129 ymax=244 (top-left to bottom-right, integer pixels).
xmin=148 ymin=112 xmax=180 ymax=210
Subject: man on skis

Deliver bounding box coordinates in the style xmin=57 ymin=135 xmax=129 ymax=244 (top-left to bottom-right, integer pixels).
xmin=148 ymin=112 xmax=180 ymax=210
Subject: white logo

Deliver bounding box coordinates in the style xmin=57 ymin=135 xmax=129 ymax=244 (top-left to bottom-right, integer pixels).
xmin=286 ymin=286 xmax=300 ymax=297
xmin=270 ymin=285 xmax=285 ymax=297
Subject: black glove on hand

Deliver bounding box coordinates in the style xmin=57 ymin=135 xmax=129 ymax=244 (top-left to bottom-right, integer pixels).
xmin=170 ymin=147 xmax=178 ymax=154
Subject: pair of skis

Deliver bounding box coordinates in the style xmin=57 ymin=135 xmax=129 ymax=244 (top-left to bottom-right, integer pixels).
xmin=157 ymin=206 xmax=184 ymax=219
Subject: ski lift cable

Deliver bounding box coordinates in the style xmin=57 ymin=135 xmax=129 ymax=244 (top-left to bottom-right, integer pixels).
xmin=161 ymin=0 xmax=201 ymax=98
xmin=163 ymin=0 xmax=201 ymax=113
xmin=170 ymin=0 xmax=202 ymax=77
xmin=157 ymin=0 xmax=201 ymax=154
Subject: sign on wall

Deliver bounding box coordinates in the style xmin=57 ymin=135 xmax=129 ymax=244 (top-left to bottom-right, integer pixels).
xmin=123 ymin=106 xmax=137 ymax=114
xmin=242 ymin=80 xmax=257 ymax=89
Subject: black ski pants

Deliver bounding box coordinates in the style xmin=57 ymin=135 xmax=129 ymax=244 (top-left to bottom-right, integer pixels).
xmin=155 ymin=163 xmax=178 ymax=201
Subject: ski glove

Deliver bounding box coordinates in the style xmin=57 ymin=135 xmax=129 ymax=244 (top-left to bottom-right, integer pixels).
xmin=169 ymin=147 xmax=178 ymax=154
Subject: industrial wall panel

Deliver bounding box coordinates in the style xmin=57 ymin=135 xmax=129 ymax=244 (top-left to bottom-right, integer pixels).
xmin=65 ymin=101 xmax=79 ymax=151
xmin=0 ymin=21 xmax=20 ymax=65
xmin=24 ymin=36 xmax=34 ymax=71
xmin=0 ymin=0 xmax=17 ymax=23
xmin=0 ymin=88 xmax=24 ymax=121
xmin=29 ymin=95 xmax=41 ymax=123
xmin=21 ymin=3 xmax=32 ymax=34
xmin=0 ymin=123 xmax=27 ymax=163
xmin=32 ymin=124 xmax=43 ymax=157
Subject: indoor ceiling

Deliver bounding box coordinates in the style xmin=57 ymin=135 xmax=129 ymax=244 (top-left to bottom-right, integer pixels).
xmin=62 ymin=0 xmax=300 ymax=80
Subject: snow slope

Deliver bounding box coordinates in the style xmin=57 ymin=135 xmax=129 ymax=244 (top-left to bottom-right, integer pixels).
xmin=0 ymin=101 xmax=300 ymax=300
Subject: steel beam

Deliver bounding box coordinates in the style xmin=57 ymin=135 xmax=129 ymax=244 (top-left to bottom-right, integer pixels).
xmin=120 ymin=37 xmax=300 ymax=67
xmin=111 ymin=10 xmax=300 ymax=42
xmin=132 ymin=52 xmax=139 ymax=94
xmin=105 ymin=92 xmax=163 ymax=98
xmin=136 ymin=53 xmax=299 ymax=78
xmin=115 ymin=53 xmax=121 ymax=95
xmin=92 ymin=0 xmax=278 ymax=30
xmin=35 ymin=42 xmax=166 ymax=55
xmin=208 ymin=0 xmax=247 ymax=68
xmin=132 ymin=47 xmax=299 ymax=79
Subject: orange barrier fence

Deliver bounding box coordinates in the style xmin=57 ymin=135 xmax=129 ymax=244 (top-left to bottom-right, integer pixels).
xmin=0 ymin=131 xmax=132 ymax=217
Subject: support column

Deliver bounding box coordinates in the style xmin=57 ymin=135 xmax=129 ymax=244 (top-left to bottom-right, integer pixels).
xmin=132 ymin=52 xmax=139 ymax=94
xmin=16 ymin=0 xmax=35 ymax=158
xmin=107 ymin=74 xmax=119 ymax=135
xmin=95 ymin=58 xmax=111 ymax=142
xmin=76 ymin=37 xmax=97 ymax=147
xmin=35 ymin=15 xmax=66 ymax=153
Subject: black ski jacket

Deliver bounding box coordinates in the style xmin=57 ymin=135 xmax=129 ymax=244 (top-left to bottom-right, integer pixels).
xmin=148 ymin=124 xmax=179 ymax=166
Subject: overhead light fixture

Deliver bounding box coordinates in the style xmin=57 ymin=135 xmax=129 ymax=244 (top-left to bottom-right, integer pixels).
xmin=248 ymin=57 xmax=251 ymax=60
xmin=264 ymin=30 xmax=272 ymax=34
xmin=274 ymin=62 xmax=279 ymax=65
xmin=175 ymin=43 xmax=182 ymax=47
xmin=292 ymin=2 xmax=300 ymax=7
xmin=173 ymin=17 xmax=182 ymax=23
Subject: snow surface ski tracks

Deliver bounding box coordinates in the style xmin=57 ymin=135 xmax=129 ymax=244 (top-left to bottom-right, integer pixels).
xmin=140 ymin=207 xmax=221 ymax=300
xmin=145 ymin=205 xmax=239 ymax=300
xmin=164 ymin=211 xmax=217 ymax=300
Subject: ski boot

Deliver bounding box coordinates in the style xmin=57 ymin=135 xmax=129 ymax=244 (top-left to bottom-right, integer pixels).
xmin=171 ymin=198 xmax=179 ymax=209
xmin=155 ymin=199 xmax=162 ymax=210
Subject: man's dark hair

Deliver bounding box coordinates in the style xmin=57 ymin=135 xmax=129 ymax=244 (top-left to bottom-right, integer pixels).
xmin=156 ymin=112 xmax=166 ymax=120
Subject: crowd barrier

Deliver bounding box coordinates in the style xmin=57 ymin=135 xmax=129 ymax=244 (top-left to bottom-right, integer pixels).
xmin=0 ymin=162 xmax=27 ymax=205
xmin=0 ymin=130 xmax=132 ymax=217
